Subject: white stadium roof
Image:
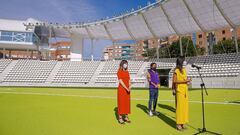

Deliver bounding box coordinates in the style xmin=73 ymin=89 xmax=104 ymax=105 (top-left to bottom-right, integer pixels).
xmin=3 ymin=0 xmax=240 ymax=41
xmin=0 ymin=18 xmax=38 ymax=32
xmin=41 ymin=0 xmax=240 ymax=41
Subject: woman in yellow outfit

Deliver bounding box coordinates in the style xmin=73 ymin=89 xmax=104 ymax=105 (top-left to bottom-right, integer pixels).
xmin=173 ymin=56 xmax=191 ymax=131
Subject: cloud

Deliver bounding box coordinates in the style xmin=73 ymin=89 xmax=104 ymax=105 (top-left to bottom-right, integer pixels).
xmin=47 ymin=0 xmax=101 ymax=23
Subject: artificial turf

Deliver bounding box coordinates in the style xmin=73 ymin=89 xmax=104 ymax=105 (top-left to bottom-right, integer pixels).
xmin=0 ymin=87 xmax=239 ymax=135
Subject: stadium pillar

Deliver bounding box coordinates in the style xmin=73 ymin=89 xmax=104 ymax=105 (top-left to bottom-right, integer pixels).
xmin=179 ymin=36 xmax=183 ymax=56
xmin=204 ymin=33 xmax=209 ymax=55
xmin=156 ymin=39 xmax=159 ymax=59
xmin=208 ymin=32 xmax=214 ymax=55
xmin=112 ymin=41 xmax=115 ymax=60
xmin=31 ymin=51 xmax=33 ymax=59
xmin=70 ymin=34 xmax=84 ymax=61
xmin=91 ymin=39 xmax=94 ymax=61
xmin=27 ymin=49 xmax=29 ymax=59
xmin=234 ymin=28 xmax=239 ymax=53
xmin=9 ymin=50 xmax=11 ymax=59
xmin=3 ymin=48 xmax=5 ymax=59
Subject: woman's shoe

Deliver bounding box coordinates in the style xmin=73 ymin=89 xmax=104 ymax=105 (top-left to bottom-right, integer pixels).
xmin=124 ymin=116 xmax=131 ymax=123
xmin=118 ymin=117 xmax=125 ymax=124
xmin=176 ymin=125 xmax=183 ymax=131
xmin=181 ymin=125 xmax=187 ymax=130
xmin=149 ymin=110 xmax=153 ymax=116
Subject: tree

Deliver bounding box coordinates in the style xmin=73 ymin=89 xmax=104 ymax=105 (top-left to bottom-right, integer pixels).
xmin=142 ymin=37 xmax=206 ymax=59
xmin=213 ymin=39 xmax=240 ymax=54
xmin=142 ymin=48 xmax=156 ymax=59
xmin=169 ymin=37 xmax=199 ymax=57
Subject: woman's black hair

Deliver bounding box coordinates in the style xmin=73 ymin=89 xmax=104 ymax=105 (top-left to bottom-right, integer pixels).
xmin=176 ymin=56 xmax=185 ymax=72
xmin=150 ymin=62 xmax=157 ymax=69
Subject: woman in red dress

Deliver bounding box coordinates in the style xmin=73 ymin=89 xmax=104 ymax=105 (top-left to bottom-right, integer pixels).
xmin=117 ymin=60 xmax=131 ymax=124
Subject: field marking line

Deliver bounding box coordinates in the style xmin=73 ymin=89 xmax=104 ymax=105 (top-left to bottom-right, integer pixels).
xmin=0 ymin=91 xmax=239 ymax=106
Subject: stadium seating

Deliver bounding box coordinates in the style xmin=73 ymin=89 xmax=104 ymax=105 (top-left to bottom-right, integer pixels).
xmin=188 ymin=53 xmax=240 ymax=78
xmin=0 ymin=59 xmax=12 ymax=73
xmin=3 ymin=60 xmax=57 ymax=83
xmin=150 ymin=58 xmax=176 ymax=63
xmin=99 ymin=60 xmax=143 ymax=75
xmin=52 ymin=61 xmax=100 ymax=83
xmin=0 ymin=53 xmax=239 ymax=88
xmin=147 ymin=61 xmax=175 ymax=69
xmin=95 ymin=60 xmax=144 ymax=84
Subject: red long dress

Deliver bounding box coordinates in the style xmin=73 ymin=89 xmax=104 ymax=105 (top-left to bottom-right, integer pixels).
xmin=117 ymin=69 xmax=131 ymax=115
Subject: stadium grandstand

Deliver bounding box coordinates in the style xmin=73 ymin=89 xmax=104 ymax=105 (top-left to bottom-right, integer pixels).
xmin=0 ymin=53 xmax=240 ymax=88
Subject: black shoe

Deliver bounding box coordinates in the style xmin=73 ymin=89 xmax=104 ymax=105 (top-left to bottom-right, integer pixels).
xmin=153 ymin=111 xmax=160 ymax=116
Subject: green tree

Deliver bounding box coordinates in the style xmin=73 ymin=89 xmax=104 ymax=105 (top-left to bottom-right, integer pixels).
xmin=142 ymin=37 xmax=207 ymax=59
xmin=142 ymin=48 xmax=156 ymax=59
xmin=213 ymin=39 xmax=240 ymax=54
xmin=169 ymin=37 xmax=198 ymax=57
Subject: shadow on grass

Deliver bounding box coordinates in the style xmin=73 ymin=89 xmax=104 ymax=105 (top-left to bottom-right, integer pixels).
xmin=136 ymin=104 xmax=176 ymax=129
xmin=136 ymin=104 xmax=148 ymax=114
xmin=228 ymin=100 xmax=240 ymax=104
xmin=113 ymin=107 xmax=118 ymax=121
xmin=158 ymin=103 xmax=176 ymax=113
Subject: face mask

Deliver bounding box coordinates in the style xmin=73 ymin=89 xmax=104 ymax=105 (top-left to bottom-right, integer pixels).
xmin=183 ymin=61 xmax=187 ymax=68
xmin=123 ymin=64 xmax=128 ymax=69
xmin=152 ymin=67 xmax=157 ymax=71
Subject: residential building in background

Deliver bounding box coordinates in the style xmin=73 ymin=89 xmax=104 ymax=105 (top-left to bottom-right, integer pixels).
xmin=103 ymin=43 xmax=144 ymax=60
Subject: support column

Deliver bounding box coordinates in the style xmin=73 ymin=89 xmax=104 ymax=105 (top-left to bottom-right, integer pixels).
xmin=9 ymin=50 xmax=11 ymax=59
xmin=91 ymin=39 xmax=94 ymax=61
xmin=203 ymin=32 xmax=209 ymax=55
xmin=208 ymin=32 xmax=214 ymax=55
xmin=31 ymin=51 xmax=33 ymax=59
xmin=3 ymin=48 xmax=6 ymax=59
xmin=156 ymin=39 xmax=160 ymax=59
xmin=27 ymin=49 xmax=29 ymax=59
xmin=234 ymin=28 xmax=239 ymax=53
xmin=112 ymin=41 xmax=115 ymax=60
xmin=179 ymin=36 xmax=183 ymax=56
xmin=70 ymin=34 xmax=84 ymax=61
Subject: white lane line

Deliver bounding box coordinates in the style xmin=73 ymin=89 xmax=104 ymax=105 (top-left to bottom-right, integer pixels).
xmin=0 ymin=91 xmax=239 ymax=106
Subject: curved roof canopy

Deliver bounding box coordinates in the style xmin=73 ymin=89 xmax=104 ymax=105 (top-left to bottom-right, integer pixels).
xmin=30 ymin=0 xmax=240 ymax=41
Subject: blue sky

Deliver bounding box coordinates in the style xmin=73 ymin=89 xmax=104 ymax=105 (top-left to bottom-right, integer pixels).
xmin=0 ymin=0 xmax=155 ymax=59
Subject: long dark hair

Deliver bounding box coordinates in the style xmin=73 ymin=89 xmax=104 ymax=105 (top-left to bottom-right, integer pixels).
xmin=176 ymin=56 xmax=185 ymax=72
xmin=119 ymin=60 xmax=128 ymax=71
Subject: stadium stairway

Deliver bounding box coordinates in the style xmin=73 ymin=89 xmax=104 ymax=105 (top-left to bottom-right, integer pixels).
xmin=0 ymin=60 xmax=17 ymax=82
xmin=89 ymin=62 xmax=105 ymax=86
xmin=45 ymin=61 xmax=63 ymax=84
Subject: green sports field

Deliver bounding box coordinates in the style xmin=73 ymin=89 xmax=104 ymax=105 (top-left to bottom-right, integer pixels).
xmin=0 ymin=87 xmax=239 ymax=135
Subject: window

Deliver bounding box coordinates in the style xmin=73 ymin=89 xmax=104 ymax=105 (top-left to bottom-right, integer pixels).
xmin=222 ymin=30 xmax=225 ymax=35
xmin=0 ymin=31 xmax=35 ymax=43
xmin=198 ymin=34 xmax=202 ymax=38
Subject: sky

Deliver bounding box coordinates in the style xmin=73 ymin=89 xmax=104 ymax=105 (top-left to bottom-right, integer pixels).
xmin=0 ymin=0 xmax=156 ymax=59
